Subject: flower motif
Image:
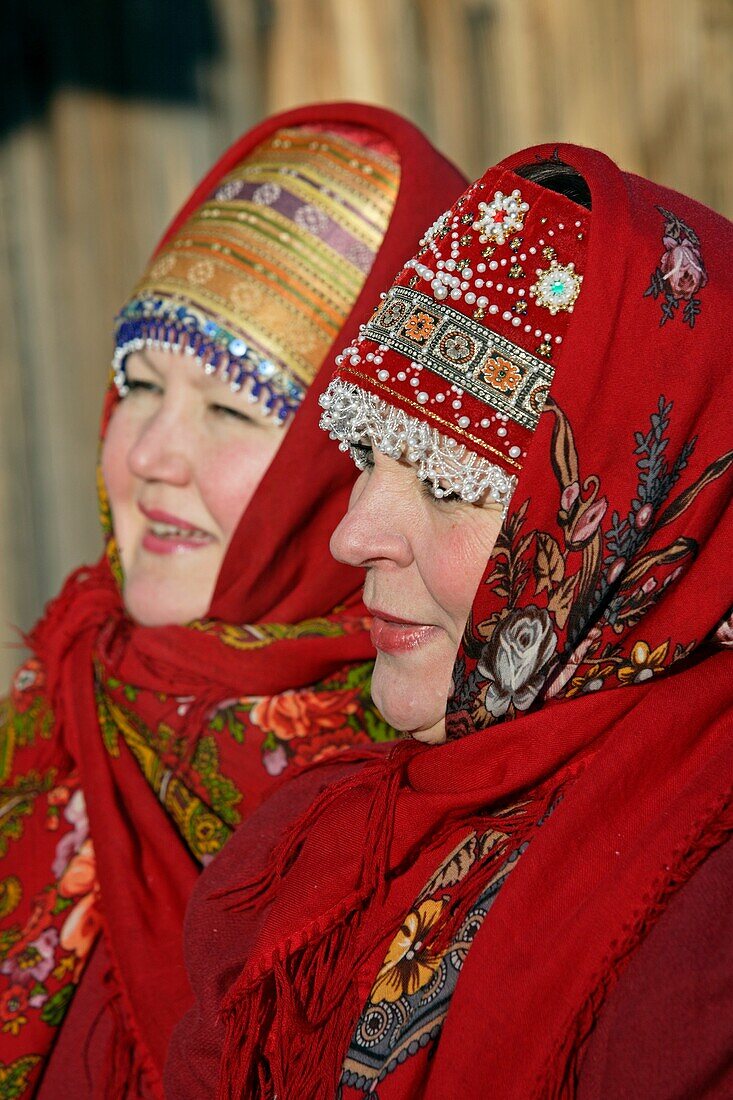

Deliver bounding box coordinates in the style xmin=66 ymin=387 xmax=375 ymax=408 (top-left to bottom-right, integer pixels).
xmin=617 ymin=640 xmax=669 ymax=684
xmin=530 ymin=260 xmax=583 ymax=315
xmin=660 ymin=237 xmax=707 ymax=301
xmin=58 ymin=839 xmax=96 ymax=899
xmin=0 ymin=985 xmax=29 ymax=1034
xmin=645 ymin=208 xmax=707 ymax=328
xmin=189 ymin=811 xmax=227 ymax=857
xmin=262 ymin=745 xmax=289 ymax=776
xmin=370 ymin=899 xmax=445 ymax=1004
xmin=251 ymin=182 xmax=281 ymax=206
xmin=250 ymin=688 xmax=360 ymax=742
xmin=291 ymin=727 xmax=371 ymax=768
xmin=474 ymin=189 xmax=529 ymax=246
xmin=215 ymin=179 xmax=242 ymax=202
xmin=403 ymin=311 xmax=437 ymax=343
xmin=715 ymin=611 xmax=733 ymax=648
xmin=148 ymin=253 xmax=176 ymax=280
xmin=294 ymin=204 xmax=329 ymax=236
xmin=188 ymin=259 xmax=216 ymax=286
xmin=481 ymin=355 xmax=522 ymax=393
xmin=567 ymin=496 xmax=608 ymax=549
xmin=478 ymin=607 xmax=557 ymax=717
xmin=60 ymin=892 xmax=101 ymax=959
xmin=439 ymin=331 xmax=475 ymax=365
xmin=634 ymin=502 xmax=654 ymax=529
xmin=10 ymin=658 xmax=45 ymax=714
xmin=1 ymin=928 xmax=59 ymax=987
xmin=51 ymin=789 xmax=90 ymax=879
xmin=560 ymin=482 xmax=580 ymax=512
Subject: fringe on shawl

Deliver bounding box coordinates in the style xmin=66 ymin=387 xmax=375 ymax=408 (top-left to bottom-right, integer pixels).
xmin=83 ymin=926 xmax=165 ymax=1100
xmin=215 ymin=748 xmax=411 ymax=1098
xmin=215 ymin=749 xmax=580 ymax=1098
xmin=536 ymin=786 xmax=733 ymax=1100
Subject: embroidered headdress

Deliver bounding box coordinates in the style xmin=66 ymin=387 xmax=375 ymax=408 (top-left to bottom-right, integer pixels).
xmin=320 ymin=167 xmax=588 ymax=508
xmin=0 ymin=103 xmax=468 ymax=1097
xmin=168 ymin=144 xmax=733 ymax=1100
xmin=113 ymin=126 xmax=400 ymax=421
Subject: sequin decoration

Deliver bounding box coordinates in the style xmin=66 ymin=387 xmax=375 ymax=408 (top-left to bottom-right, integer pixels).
xmin=113 ymin=126 xmax=401 ymax=420
xmin=530 ymin=260 xmax=583 ymax=315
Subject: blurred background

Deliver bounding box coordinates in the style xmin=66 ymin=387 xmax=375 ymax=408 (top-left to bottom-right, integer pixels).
xmin=1 ymin=0 xmax=731 ymax=684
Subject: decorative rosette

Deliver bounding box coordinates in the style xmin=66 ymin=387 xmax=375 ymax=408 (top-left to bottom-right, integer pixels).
xmin=320 ymin=163 xmax=589 ymax=510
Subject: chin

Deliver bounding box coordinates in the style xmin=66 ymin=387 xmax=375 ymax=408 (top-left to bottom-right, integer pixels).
xmin=122 ymin=578 xmax=210 ymax=627
xmin=371 ymin=658 xmax=449 ymax=741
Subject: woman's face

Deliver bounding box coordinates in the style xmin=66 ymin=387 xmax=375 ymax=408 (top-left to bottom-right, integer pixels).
xmin=102 ymin=348 xmax=287 ymax=625
xmin=330 ymin=449 xmax=504 ymax=743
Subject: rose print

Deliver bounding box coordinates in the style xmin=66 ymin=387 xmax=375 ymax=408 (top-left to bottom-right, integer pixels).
xmin=660 ymin=237 xmax=707 ymax=301
xmin=478 ymin=607 xmax=557 ymax=717
xmin=644 ymin=206 xmax=707 ymax=329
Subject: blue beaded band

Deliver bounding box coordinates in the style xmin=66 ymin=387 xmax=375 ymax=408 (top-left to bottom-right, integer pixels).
xmin=112 ymin=297 xmax=305 ymax=423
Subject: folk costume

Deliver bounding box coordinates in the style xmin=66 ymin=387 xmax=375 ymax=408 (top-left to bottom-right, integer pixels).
xmin=0 ymin=103 xmax=467 ymax=1098
xmin=167 ymin=145 xmax=733 ymax=1099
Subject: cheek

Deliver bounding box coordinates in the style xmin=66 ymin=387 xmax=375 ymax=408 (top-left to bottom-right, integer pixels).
xmin=200 ymin=434 xmax=282 ymax=541
xmin=101 ymin=408 xmax=136 ymax=517
xmin=423 ymin=521 xmax=496 ymax=624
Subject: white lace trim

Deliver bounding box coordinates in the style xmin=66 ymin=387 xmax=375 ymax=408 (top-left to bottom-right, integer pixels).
xmin=319 ymin=379 xmax=517 ymax=513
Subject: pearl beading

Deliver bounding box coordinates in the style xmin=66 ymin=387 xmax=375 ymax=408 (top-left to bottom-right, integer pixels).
xmin=319 ymin=379 xmax=516 ymax=513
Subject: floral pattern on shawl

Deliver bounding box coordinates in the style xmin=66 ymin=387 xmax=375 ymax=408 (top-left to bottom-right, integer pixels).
xmin=644 ymin=207 xmax=708 ymax=329
xmin=0 ymin=646 xmax=393 ymax=1095
xmin=340 ymin=826 xmax=529 ymax=1097
xmin=0 ymin=773 xmax=101 ymax=1096
xmin=449 ymin=395 xmax=733 ymax=733
xmin=341 ymin=395 xmax=733 ymax=1095
xmin=96 ymin=657 xmax=392 ymax=866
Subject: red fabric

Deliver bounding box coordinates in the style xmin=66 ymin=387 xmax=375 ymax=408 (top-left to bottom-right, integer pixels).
xmin=0 ymin=103 xmax=466 ymax=1098
xmin=166 ymin=146 xmax=733 ymax=1099
xmin=577 ymin=835 xmax=733 ymax=1099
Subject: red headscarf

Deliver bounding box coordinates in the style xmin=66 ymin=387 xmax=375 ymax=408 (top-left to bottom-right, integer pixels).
xmin=167 ymin=145 xmax=732 ymax=1099
xmin=0 ymin=103 xmax=466 ymax=1098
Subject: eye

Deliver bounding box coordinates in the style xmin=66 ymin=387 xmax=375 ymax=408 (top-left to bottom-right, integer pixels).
xmin=209 ymin=403 xmax=258 ymax=425
xmin=122 ymin=379 xmax=162 ymax=397
xmin=350 ymin=443 xmax=374 ymax=468
xmin=420 ymin=480 xmax=461 ymax=505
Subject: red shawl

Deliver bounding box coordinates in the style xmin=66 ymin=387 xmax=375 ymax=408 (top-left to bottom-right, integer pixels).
xmin=166 ymin=145 xmax=733 ymax=1099
xmin=0 ymin=103 xmax=466 ymax=1098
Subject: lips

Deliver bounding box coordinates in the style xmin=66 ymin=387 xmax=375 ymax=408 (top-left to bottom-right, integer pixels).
xmin=366 ymin=606 xmax=439 ymax=655
xmin=139 ymin=504 xmax=214 ymax=554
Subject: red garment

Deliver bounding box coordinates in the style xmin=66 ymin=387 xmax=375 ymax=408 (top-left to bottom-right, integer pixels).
xmin=0 ymin=103 xmax=467 ymax=1098
xmin=166 ymin=146 xmax=733 ymax=1098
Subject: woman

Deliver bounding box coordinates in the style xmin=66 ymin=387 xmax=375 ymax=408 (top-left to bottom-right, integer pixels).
xmin=0 ymin=104 xmax=466 ymax=1096
xmin=167 ymin=144 xmax=732 ymax=1097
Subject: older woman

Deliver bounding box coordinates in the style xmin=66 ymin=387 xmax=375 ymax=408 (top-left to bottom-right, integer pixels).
xmin=0 ymin=104 xmax=466 ymax=1096
xmin=166 ymin=144 xmax=732 ymax=1098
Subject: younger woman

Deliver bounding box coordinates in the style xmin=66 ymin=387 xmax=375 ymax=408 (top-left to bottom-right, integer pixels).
xmin=0 ymin=104 xmax=466 ymax=1096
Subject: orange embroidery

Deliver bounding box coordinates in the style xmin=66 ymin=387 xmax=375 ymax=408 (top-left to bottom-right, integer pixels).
xmin=481 ymin=355 xmax=521 ymax=393
xmin=403 ymin=311 xmax=436 ymax=343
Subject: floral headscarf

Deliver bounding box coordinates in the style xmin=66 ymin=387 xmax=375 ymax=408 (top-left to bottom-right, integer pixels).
xmin=167 ymin=144 xmax=732 ymax=1100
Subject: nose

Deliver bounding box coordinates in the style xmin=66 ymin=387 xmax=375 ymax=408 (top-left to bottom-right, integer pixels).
xmin=127 ymin=405 xmax=192 ymax=485
xmin=330 ymin=465 xmax=414 ymax=570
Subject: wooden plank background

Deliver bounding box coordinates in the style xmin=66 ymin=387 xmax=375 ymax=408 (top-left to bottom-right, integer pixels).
xmin=0 ymin=0 xmax=731 ymax=685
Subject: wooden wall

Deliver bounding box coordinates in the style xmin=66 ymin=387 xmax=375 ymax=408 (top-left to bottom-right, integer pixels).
xmin=0 ymin=0 xmax=730 ymax=684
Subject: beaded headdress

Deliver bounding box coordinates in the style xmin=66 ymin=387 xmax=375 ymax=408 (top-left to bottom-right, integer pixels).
xmin=113 ymin=127 xmax=401 ymax=421
xmin=320 ymin=164 xmax=588 ymax=505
